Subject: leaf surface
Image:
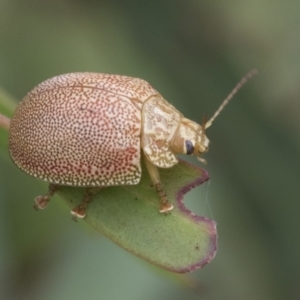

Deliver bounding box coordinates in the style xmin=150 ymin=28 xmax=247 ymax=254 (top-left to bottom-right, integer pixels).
xmin=59 ymin=161 xmax=217 ymax=273
xmin=0 ymin=87 xmax=217 ymax=273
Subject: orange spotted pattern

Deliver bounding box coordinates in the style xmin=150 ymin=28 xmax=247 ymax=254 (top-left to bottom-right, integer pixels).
xmin=9 ymin=73 xmax=159 ymax=187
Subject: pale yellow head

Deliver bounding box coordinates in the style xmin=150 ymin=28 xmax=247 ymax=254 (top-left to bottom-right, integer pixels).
xmin=171 ymin=118 xmax=209 ymax=163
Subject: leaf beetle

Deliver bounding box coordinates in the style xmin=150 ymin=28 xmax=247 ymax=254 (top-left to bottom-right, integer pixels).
xmin=8 ymin=70 xmax=257 ymax=219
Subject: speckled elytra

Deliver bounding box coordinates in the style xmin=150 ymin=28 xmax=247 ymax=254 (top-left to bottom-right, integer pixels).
xmin=8 ymin=71 xmax=257 ymax=219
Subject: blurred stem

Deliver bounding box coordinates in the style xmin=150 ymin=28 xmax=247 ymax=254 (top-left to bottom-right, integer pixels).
xmin=0 ymin=113 xmax=10 ymax=131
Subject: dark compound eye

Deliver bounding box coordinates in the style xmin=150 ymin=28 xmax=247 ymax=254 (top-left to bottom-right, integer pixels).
xmin=185 ymin=140 xmax=194 ymax=155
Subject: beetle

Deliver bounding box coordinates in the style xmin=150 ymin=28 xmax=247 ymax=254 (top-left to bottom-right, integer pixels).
xmin=8 ymin=70 xmax=257 ymax=219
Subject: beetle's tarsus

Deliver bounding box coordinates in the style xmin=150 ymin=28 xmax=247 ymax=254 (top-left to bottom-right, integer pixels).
xmin=159 ymin=201 xmax=173 ymax=213
xmin=154 ymin=182 xmax=174 ymax=213
xmin=70 ymin=207 xmax=86 ymax=221
xmin=70 ymin=188 xmax=99 ymax=220
xmin=33 ymin=184 xmax=60 ymax=211
xmin=34 ymin=195 xmax=50 ymax=210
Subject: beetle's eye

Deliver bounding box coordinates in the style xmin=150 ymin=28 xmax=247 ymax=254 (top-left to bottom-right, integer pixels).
xmin=185 ymin=140 xmax=194 ymax=155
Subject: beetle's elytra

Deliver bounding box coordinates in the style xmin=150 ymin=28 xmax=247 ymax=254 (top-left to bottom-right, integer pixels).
xmin=8 ymin=71 xmax=257 ymax=219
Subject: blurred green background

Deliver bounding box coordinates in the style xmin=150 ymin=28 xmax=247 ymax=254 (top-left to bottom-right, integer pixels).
xmin=0 ymin=0 xmax=300 ymax=299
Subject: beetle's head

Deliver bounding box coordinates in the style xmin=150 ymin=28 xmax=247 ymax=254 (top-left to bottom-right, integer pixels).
xmin=171 ymin=117 xmax=210 ymax=163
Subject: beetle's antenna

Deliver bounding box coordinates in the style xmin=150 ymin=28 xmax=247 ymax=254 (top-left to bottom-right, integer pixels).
xmin=200 ymin=114 xmax=208 ymax=140
xmin=205 ymin=69 xmax=258 ymax=129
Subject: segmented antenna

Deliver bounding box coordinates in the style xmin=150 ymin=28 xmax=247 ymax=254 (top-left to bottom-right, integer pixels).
xmin=205 ymin=69 xmax=258 ymax=129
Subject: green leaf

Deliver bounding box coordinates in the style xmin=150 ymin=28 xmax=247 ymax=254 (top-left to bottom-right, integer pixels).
xmin=59 ymin=160 xmax=217 ymax=273
xmin=0 ymin=86 xmax=217 ymax=273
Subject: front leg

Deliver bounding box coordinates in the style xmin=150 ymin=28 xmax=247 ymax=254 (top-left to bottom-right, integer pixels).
xmin=143 ymin=154 xmax=173 ymax=213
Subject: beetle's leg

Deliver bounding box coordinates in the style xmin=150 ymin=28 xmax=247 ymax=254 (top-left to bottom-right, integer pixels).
xmin=34 ymin=184 xmax=60 ymax=210
xmin=143 ymin=155 xmax=173 ymax=213
xmin=71 ymin=187 xmax=104 ymax=221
